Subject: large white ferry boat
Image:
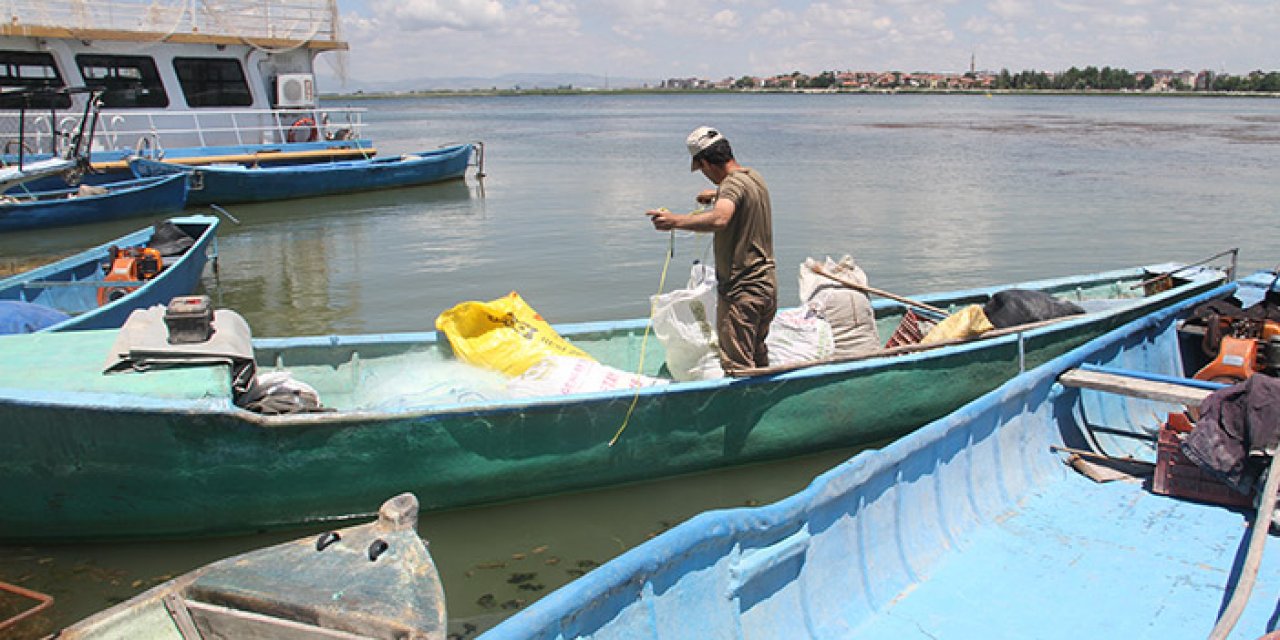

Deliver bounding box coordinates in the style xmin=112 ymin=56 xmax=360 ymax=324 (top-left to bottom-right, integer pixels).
xmin=0 ymin=0 xmax=373 ymax=174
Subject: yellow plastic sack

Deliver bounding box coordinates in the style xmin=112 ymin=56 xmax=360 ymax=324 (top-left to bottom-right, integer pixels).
xmin=435 ymin=292 xmax=594 ymax=376
xmin=920 ymin=305 xmax=995 ymax=345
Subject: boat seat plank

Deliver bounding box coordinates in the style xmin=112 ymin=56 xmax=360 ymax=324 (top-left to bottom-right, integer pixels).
xmin=24 ymin=280 xmax=137 ymax=289
xmin=162 ymin=595 xmax=202 ymax=640
xmin=1058 ymin=367 xmax=1215 ymax=406
xmin=186 ymin=599 xmax=373 ymax=640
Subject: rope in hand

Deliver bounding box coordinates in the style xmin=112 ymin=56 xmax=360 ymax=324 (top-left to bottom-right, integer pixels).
xmin=609 ymin=226 xmax=675 ymax=447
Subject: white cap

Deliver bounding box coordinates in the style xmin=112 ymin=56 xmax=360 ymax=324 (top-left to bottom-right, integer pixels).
xmin=686 ymin=126 xmax=725 ymax=170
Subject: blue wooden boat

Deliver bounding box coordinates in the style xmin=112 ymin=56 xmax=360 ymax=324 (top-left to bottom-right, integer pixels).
xmin=129 ymin=144 xmax=474 ymax=206
xmin=478 ymin=278 xmax=1280 ymax=640
xmin=0 ymin=262 xmax=1227 ymax=541
xmin=9 ymin=141 xmax=381 ymax=193
xmin=0 ymin=174 xmax=189 ymax=232
xmin=56 ymin=493 xmax=448 ymax=639
xmin=0 ymin=215 xmax=218 ymax=334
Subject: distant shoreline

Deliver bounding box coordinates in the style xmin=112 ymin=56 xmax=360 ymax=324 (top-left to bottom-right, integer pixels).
xmin=322 ymin=87 xmax=1280 ymax=100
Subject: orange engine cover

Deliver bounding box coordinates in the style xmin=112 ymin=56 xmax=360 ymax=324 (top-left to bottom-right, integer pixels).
xmin=97 ymin=247 xmax=163 ymax=306
xmin=1193 ymin=335 xmax=1259 ymax=384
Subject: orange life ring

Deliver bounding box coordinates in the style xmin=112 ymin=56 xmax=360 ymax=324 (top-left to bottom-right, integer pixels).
xmin=286 ymin=116 xmax=319 ymax=143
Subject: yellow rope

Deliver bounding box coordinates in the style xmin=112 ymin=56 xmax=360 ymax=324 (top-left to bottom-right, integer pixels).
xmin=609 ymin=228 xmax=675 ymax=447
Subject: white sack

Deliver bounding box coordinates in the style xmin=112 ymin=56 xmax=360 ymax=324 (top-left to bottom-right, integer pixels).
xmin=508 ymin=355 xmax=668 ymax=397
xmin=765 ymin=307 xmax=836 ymax=367
xmin=799 ymin=256 xmax=882 ymax=358
xmin=650 ymin=263 xmax=724 ymax=381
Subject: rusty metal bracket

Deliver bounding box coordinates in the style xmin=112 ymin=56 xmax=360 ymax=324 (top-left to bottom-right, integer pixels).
xmin=0 ymin=580 xmax=53 ymax=634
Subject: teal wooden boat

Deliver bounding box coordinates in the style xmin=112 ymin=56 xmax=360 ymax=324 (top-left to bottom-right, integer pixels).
xmin=479 ymin=279 xmax=1279 ymax=640
xmin=129 ymin=144 xmax=473 ymax=206
xmin=0 ymin=215 xmax=218 ymax=334
xmin=56 ymin=493 xmax=448 ymax=640
xmin=0 ymin=263 xmax=1226 ymax=541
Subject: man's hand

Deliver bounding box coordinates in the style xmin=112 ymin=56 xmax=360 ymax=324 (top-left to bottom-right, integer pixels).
xmin=646 ymin=208 xmax=679 ymax=231
xmin=695 ymin=189 xmax=717 ymax=205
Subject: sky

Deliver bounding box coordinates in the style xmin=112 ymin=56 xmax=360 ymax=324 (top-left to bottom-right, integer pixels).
xmin=322 ymin=0 xmax=1280 ymax=87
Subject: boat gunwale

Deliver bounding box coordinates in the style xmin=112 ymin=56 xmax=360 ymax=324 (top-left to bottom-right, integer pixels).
xmin=0 ymin=263 xmax=1225 ymax=425
xmin=132 ymin=144 xmax=472 ymax=176
xmin=0 ymin=173 xmax=187 ymax=206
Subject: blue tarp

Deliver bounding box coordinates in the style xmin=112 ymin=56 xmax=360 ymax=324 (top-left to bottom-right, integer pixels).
xmin=0 ymin=300 xmax=71 ymax=334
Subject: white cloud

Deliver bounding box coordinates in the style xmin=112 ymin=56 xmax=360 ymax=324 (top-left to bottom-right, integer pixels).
xmin=710 ymin=10 xmax=741 ymax=29
xmin=370 ymin=0 xmax=507 ymax=31
xmin=986 ymin=0 xmax=1030 ymax=19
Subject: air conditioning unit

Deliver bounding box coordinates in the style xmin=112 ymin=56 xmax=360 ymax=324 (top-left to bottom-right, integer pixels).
xmin=275 ymin=73 xmax=315 ymax=108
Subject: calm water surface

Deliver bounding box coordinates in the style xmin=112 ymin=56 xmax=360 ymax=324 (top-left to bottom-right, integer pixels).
xmin=0 ymin=93 xmax=1276 ymax=637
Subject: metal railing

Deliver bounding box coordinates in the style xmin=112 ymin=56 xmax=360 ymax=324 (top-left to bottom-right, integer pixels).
xmin=0 ymin=105 xmax=367 ymax=156
xmin=2 ymin=0 xmax=343 ymax=46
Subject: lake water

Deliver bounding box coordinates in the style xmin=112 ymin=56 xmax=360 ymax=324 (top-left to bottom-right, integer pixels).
xmin=0 ymin=93 xmax=1276 ymax=637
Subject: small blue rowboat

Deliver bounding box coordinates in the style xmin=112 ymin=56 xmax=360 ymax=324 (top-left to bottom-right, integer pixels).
xmin=0 ymin=173 xmax=189 ymax=232
xmin=129 ymin=143 xmax=473 ymax=206
xmin=0 ymin=214 xmax=218 ymax=334
xmin=479 ymin=278 xmax=1280 ymax=640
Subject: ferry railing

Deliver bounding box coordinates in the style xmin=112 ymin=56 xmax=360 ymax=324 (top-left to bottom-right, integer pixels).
xmin=0 ymin=106 xmax=367 ymax=157
xmin=4 ymin=0 xmax=342 ymax=46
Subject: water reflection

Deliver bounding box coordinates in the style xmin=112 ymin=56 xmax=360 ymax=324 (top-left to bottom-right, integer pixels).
xmin=204 ymin=179 xmax=479 ymax=335
xmin=0 ymin=446 xmax=862 ymax=639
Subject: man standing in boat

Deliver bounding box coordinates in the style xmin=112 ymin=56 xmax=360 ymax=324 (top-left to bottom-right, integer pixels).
xmin=647 ymin=126 xmax=778 ymax=375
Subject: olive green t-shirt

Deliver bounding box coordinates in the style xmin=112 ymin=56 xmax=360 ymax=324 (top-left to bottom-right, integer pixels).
xmin=713 ymin=168 xmax=776 ymax=294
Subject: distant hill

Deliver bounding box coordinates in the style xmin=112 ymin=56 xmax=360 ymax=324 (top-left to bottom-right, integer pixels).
xmin=318 ymin=72 xmax=659 ymax=94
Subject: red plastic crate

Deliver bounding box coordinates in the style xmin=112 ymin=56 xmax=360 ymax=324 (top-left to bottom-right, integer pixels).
xmin=1151 ymin=412 xmax=1255 ymax=508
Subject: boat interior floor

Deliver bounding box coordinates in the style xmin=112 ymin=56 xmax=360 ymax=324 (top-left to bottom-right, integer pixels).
xmin=855 ymin=472 xmax=1279 ymax=638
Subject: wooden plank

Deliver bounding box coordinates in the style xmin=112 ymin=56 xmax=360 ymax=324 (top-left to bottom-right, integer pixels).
xmin=93 ymin=148 xmax=378 ymax=172
xmin=1058 ymin=368 xmax=1213 ymax=406
xmin=161 ymin=595 xmax=202 ymax=640
xmin=25 ymin=280 xmax=143 ymax=288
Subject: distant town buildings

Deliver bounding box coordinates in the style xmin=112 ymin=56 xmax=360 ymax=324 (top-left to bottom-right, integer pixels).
xmin=659 ymin=67 xmax=1278 ymax=93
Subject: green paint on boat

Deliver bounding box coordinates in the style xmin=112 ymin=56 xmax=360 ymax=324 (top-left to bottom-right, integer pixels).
xmin=0 ymin=264 xmax=1226 ymax=540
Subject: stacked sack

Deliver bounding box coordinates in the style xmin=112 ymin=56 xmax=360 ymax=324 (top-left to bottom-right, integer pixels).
xmin=436 ymin=291 xmax=666 ymax=398
xmin=799 ymin=256 xmax=882 ymax=359
xmin=652 ymin=256 xmax=882 ymax=380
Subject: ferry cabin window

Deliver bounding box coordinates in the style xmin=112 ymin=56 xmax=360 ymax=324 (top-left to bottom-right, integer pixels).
xmin=173 ymin=58 xmax=252 ymax=107
xmin=0 ymin=51 xmax=70 ymax=109
xmin=75 ymin=55 xmax=168 ymax=108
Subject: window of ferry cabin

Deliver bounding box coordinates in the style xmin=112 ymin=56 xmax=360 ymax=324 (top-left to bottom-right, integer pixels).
xmin=0 ymin=51 xmax=70 ymax=109
xmin=75 ymin=54 xmax=168 ymax=108
xmin=173 ymin=58 xmax=253 ymax=107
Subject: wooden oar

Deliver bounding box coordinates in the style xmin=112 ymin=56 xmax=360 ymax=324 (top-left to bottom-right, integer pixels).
xmin=1208 ymin=451 xmax=1280 ymax=640
xmin=737 ymin=314 xmax=1072 ymax=377
xmin=808 ymin=263 xmax=948 ymax=318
